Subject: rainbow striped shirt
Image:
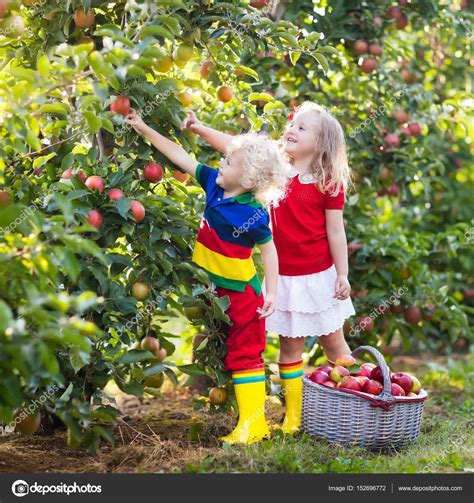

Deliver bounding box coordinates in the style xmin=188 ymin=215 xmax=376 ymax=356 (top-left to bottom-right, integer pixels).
xmin=192 ymin=163 xmax=272 ymax=295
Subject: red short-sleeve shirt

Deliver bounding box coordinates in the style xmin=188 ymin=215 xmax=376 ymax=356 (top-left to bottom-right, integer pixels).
xmin=270 ymin=173 xmax=345 ymax=276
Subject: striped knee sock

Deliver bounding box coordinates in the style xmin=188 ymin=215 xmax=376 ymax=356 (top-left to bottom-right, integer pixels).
xmin=279 ymin=359 xmax=304 ymax=380
xmin=232 ymin=366 xmax=266 ymax=385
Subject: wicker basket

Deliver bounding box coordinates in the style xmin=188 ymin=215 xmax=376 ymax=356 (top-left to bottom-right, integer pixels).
xmin=302 ymin=345 xmax=428 ymax=450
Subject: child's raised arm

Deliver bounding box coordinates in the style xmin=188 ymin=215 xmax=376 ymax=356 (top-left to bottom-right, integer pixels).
xmin=125 ymin=109 xmax=198 ymax=176
xmin=181 ymin=111 xmax=234 ymax=154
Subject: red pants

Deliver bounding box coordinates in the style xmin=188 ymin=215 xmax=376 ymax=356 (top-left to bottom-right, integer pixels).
xmin=215 ymin=284 xmax=266 ymax=372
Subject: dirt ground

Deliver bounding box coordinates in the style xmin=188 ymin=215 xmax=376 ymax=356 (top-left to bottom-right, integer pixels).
xmin=0 ymin=386 xmax=287 ymax=474
xmin=0 ymin=355 xmax=463 ymax=473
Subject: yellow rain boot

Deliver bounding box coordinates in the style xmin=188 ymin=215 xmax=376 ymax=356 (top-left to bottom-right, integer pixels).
xmin=279 ymin=359 xmax=304 ymax=434
xmin=220 ymin=368 xmax=270 ymax=445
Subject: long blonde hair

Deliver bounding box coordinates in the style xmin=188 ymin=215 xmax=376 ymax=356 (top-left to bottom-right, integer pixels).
xmin=291 ymin=101 xmax=352 ymax=196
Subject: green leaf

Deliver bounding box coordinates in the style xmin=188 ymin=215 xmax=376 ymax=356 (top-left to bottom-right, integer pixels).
xmin=0 ymin=300 xmax=13 ymax=335
xmin=156 ymin=0 xmax=185 ymax=7
xmin=37 ymin=54 xmax=50 ymax=77
xmin=38 ymin=103 xmax=69 ymax=115
xmin=82 ymin=111 xmax=102 ymax=133
xmin=127 ymin=65 xmax=148 ymax=79
xmin=120 ymin=380 xmax=144 ymax=396
xmin=313 ymin=53 xmax=329 ymax=75
xmin=289 ymin=51 xmax=301 ymax=65
xmin=317 ymin=45 xmax=340 ymax=56
xmin=235 ymin=65 xmax=259 ymax=80
xmin=248 ymin=92 xmax=275 ymax=102
xmin=117 ymin=350 xmax=154 ymax=365
xmin=155 ymin=15 xmax=181 ymax=35
xmin=176 ymin=363 xmax=207 ymax=377
xmin=70 ymin=345 xmax=91 ymax=373
xmin=140 ymin=25 xmax=175 ymax=41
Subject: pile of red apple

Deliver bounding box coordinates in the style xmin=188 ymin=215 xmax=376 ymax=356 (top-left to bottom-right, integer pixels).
xmin=308 ymin=355 xmax=423 ymax=398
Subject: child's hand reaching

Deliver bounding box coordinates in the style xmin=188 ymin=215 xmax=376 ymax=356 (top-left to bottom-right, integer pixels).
xmin=334 ymin=274 xmax=351 ymax=300
xmin=124 ymin=108 xmax=148 ymax=135
xmin=257 ymin=292 xmax=276 ymax=319
xmin=181 ymin=110 xmax=203 ymax=133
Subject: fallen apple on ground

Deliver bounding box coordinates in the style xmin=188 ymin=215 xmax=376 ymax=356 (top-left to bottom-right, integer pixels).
xmin=209 ymin=387 xmax=227 ymax=405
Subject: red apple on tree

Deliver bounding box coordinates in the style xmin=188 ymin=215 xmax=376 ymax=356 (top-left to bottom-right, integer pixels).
xmin=217 ymin=86 xmax=233 ymax=102
xmin=110 ymin=96 xmax=131 ymax=117
xmin=143 ymin=163 xmax=163 ymax=183
xmin=408 ymin=122 xmax=422 ymax=136
xmin=0 ymin=0 xmax=7 ymax=18
xmin=133 ymin=282 xmax=149 ymax=301
xmin=140 ymin=335 xmax=159 ymax=352
xmin=199 ymin=60 xmax=215 ymax=79
xmin=87 ymin=209 xmax=103 ymax=229
xmin=250 ymin=0 xmax=268 ymax=8
xmin=178 ymin=92 xmax=192 ymax=106
xmin=73 ymin=7 xmax=95 ymax=29
xmin=395 ymin=13 xmax=408 ymax=29
xmin=0 ymin=190 xmax=12 ymax=207
xmin=107 ymin=188 xmax=124 ymax=201
xmin=392 ymin=109 xmax=409 ymax=124
xmin=353 ymin=40 xmax=369 ymax=55
xmin=131 ymin=200 xmax=145 ymax=223
xmin=357 ymin=316 xmax=374 ymax=332
xmin=387 ymin=6 xmax=402 ymax=19
xmin=360 ymin=58 xmax=378 ymax=73
xmin=369 ymin=43 xmax=383 ymax=56
xmin=385 ymin=133 xmax=400 ymax=148
xmin=404 ymin=306 xmax=422 ymax=325
xmin=85 ymin=175 xmax=104 ymax=192
xmin=62 ymin=169 xmax=86 ymax=182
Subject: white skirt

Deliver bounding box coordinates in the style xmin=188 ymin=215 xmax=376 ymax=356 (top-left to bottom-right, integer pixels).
xmin=262 ymin=265 xmax=356 ymax=338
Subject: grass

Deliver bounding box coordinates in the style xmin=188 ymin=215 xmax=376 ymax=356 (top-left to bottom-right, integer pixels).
xmin=183 ymin=356 xmax=474 ymax=473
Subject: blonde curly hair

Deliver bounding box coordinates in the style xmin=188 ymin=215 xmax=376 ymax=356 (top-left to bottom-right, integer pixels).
xmin=226 ymin=132 xmax=290 ymax=206
xmin=289 ymin=101 xmax=353 ymax=196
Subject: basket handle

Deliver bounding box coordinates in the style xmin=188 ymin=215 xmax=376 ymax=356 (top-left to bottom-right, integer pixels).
xmin=350 ymin=345 xmax=393 ymax=400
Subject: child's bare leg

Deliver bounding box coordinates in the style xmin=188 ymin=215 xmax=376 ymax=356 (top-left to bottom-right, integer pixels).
xmin=279 ymin=335 xmax=305 ymax=363
xmin=318 ymin=327 xmax=351 ymax=363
